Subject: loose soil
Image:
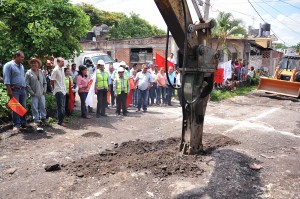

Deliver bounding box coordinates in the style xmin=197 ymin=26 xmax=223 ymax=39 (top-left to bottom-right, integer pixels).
xmin=64 ymin=134 xmax=240 ymax=179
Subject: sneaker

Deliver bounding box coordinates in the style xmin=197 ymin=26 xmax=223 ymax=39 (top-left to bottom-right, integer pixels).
xmin=83 ymin=115 xmax=91 ymax=119
xmin=143 ymin=109 xmax=147 ymax=113
xmin=96 ymin=114 xmax=100 ymax=118
xmin=12 ymin=127 xmax=20 ymax=132
xmin=101 ymin=114 xmax=108 ymax=117
xmin=136 ymin=109 xmax=140 ymax=112
xmin=59 ymin=122 xmax=67 ymax=127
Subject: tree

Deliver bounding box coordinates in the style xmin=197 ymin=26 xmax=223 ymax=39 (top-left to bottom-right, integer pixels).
xmin=291 ymin=42 xmax=300 ymax=53
xmin=77 ymin=3 xmax=165 ymax=39
xmin=273 ymin=43 xmax=287 ymax=51
xmin=212 ymin=12 xmax=247 ymax=59
xmin=0 ymin=0 xmax=90 ymax=65
xmin=109 ymin=13 xmax=165 ymax=39
xmin=77 ymin=3 xmax=125 ymax=28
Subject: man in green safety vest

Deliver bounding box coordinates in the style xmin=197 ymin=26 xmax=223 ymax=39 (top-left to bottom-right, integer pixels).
xmin=95 ymin=60 xmax=109 ymax=118
xmin=113 ymin=67 xmax=130 ymax=116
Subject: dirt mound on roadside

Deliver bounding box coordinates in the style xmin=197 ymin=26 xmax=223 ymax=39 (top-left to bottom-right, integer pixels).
xmin=64 ymin=134 xmax=239 ymax=178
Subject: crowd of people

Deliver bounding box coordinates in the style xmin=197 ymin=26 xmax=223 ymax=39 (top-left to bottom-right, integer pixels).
xmin=215 ymin=59 xmax=257 ymax=91
xmin=3 ymin=51 xmax=181 ymax=131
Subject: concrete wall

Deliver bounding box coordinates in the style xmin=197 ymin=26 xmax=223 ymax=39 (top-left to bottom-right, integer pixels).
xmin=212 ymin=39 xmax=248 ymax=62
xmin=249 ymin=55 xmax=263 ymax=70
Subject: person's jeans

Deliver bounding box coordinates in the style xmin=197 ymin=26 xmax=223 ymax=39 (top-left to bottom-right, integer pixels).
xmin=109 ymin=84 xmax=115 ymax=106
xmin=79 ymin=92 xmax=88 ymax=117
xmin=156 ymin=86 xmax=166 ymax=105
xmin=12 ymin=88 xmax=27 ymax=127
xmin=31 ymin=95 xmax=46 ymax=121
xmin=166 ymin=86 xmax=174 ymax=105
xmin=132 ymin=89 xmax=137 ymax=107
xmin=149 ymin=83 xmax=157 ymax=105
xmin=65 ymin=94 xmax=70 ymax=116
xmin=96 ymin=89 xmax=107 ymax=116
xmin=137 ymin=89 xmax=149 ymax=111
xmin=55 ymin=92 xmax=66 ymax=124
xmin=116 ymin=91 xmax=127 ymax=115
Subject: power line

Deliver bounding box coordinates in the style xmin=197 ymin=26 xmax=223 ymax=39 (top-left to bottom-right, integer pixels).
xmin=253 ymin=1 xmax=300 ymax=35
xmin=261 ymin=0 xmax=300 ymax=26
xmin=247 ymin=0 xmax=290 ymax=46
xmin=211 ymin=0 xmax=280 ymax=4
xmin=277 ymin=0 xmax=300 ymax=10
xmin=211 ymin=3 xmax=300 ymax=27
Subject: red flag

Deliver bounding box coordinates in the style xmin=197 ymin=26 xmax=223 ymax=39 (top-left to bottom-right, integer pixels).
xmin=68 ymin=78 xmax=75 ymax=113
xmin=87 ymin=79 xmax=93 ymax=89
xmin=7 ymin=97 xmax=27 ymax=117
xmin=107 ymin=90 xmax=110 ymax=105
xmin=126 ymin=90 xmax=132 ymax=108
xmin=155 ymin=53 xmax=174 ymax=70
xmin=214 ymin=68 xmax=224 ymax=83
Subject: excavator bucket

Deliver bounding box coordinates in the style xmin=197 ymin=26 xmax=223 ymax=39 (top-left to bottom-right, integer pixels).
xmin=257 ymin=77 xmax=300 ymax=98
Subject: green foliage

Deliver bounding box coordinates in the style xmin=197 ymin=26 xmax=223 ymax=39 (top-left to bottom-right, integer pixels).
xmin=0 ymin=0 xmax=91 ymax=64
xmin=212 ymin=12 xmax=247 ymax=59
xmin=45 ymin=93 xmax=57 ymax=111
xmin=77 ymin=3 xmax=125 ymax=28
xmin=210 ymin=84 xmax=258 ymax=102
xmin=291 ymin=42 xmax=300 ymax=53
xmin=273 ymin=43 xmax=287 ymax=51
xmin=109 ymin=13 xmax=165 ymax=39
xmin=77 ymin=3 xmax=165 ymax=39
xmin=0 ymin=83 xmax=10 ymax=118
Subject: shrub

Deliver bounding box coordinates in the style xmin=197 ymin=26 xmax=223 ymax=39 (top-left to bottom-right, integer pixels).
xmin=0 ymin=83 xmax=10 ymax=118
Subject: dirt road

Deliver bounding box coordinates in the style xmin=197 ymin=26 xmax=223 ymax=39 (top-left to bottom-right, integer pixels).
xmin=0 ymin=92 xmax=299 ymax=199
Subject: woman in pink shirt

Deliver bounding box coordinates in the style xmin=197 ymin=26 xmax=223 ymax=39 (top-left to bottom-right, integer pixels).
xmin=77 ymin=65 xmax=91 ymax=119
xmin=156 ymin=68 xmax=167 ymax=105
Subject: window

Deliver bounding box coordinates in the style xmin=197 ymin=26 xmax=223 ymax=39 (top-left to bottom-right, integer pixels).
xmin=130 ymin=48 xmax=153 ymax=64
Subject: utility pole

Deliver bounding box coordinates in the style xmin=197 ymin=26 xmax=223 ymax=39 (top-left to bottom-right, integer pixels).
xmin=203 ymin=0 xmax=210 ymax=21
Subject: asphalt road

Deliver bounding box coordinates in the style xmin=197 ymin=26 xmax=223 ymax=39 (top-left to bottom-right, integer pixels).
xmin=0 ymin=91 xmax=299 ymax=199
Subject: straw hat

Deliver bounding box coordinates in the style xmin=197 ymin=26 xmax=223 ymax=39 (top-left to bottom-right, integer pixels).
xmin=28 ymin=57 xmax=42 ymax=67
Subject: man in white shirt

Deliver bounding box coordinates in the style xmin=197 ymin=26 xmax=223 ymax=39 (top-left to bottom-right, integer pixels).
xmin=51 ymin=57 xmax=67 ymax=126
xmin=167 ymin=53 xmax=177 ymax=67
xmin=108 ymin=64 xmax=116 ymax=107
xmin=134 ymin=64 xmax=153 ymax=112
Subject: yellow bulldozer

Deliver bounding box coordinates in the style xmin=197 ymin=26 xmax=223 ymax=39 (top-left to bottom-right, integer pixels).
xmin=258 ymin=56 xmax=300 ymax=98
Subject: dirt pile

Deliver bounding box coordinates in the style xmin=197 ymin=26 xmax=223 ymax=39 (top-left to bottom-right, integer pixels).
xmin=64 ymin=134 xmax=240 ymax=178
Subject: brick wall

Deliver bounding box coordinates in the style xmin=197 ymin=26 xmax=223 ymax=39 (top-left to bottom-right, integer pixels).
xmin=80 ymin=35 xmax=177 ymax=67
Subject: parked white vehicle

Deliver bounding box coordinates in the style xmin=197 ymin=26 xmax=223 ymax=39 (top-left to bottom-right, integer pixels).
xmin=74 ymin=52 xmax=120 ymax=71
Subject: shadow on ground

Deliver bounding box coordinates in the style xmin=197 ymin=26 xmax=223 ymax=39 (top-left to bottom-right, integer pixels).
xmin=21 ymin=126 xmax=66 ymax=141
xmin=173 ymin=149 xmax=262 ymax=199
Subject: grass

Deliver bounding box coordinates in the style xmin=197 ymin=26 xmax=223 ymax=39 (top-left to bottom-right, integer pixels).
xmin=210 ymin=85 xmax=257 ymax=102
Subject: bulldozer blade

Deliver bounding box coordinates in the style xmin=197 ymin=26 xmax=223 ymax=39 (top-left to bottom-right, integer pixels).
xmin=257 ymin=77 xmax=300 ymax=98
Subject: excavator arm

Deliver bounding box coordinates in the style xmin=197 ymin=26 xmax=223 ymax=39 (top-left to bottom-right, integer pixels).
xmin=154 ymin=0 xmax=219 ymax=154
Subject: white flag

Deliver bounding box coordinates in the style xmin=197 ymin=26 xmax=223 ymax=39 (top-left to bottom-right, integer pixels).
xmin=85 ymin=71 xmax=96 ymax=107
xmin=221 ymin=60 xmax=232 ymax=80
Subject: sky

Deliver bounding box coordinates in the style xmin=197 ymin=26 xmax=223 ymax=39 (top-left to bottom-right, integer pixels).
xmin=71 ymin=0 xmax=300 ymax=46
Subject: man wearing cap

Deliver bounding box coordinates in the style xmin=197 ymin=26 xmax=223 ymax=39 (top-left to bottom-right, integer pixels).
xmin=134 ymin=64 xmax=153 ymax=112
xmin=3 ymin=51 xmax=28 ymax=131
xmin=113 ymin=67 xmax=130 ymax=116
xmin=95 ymin=60 xmax=109 ymax=117
xmin=25 ymin=58 xmax=47 ymax=125
xmin=51 ymin=57 xmax=67 ymax=126
xmin=119 ymin=61 xmax=130 ymax=79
